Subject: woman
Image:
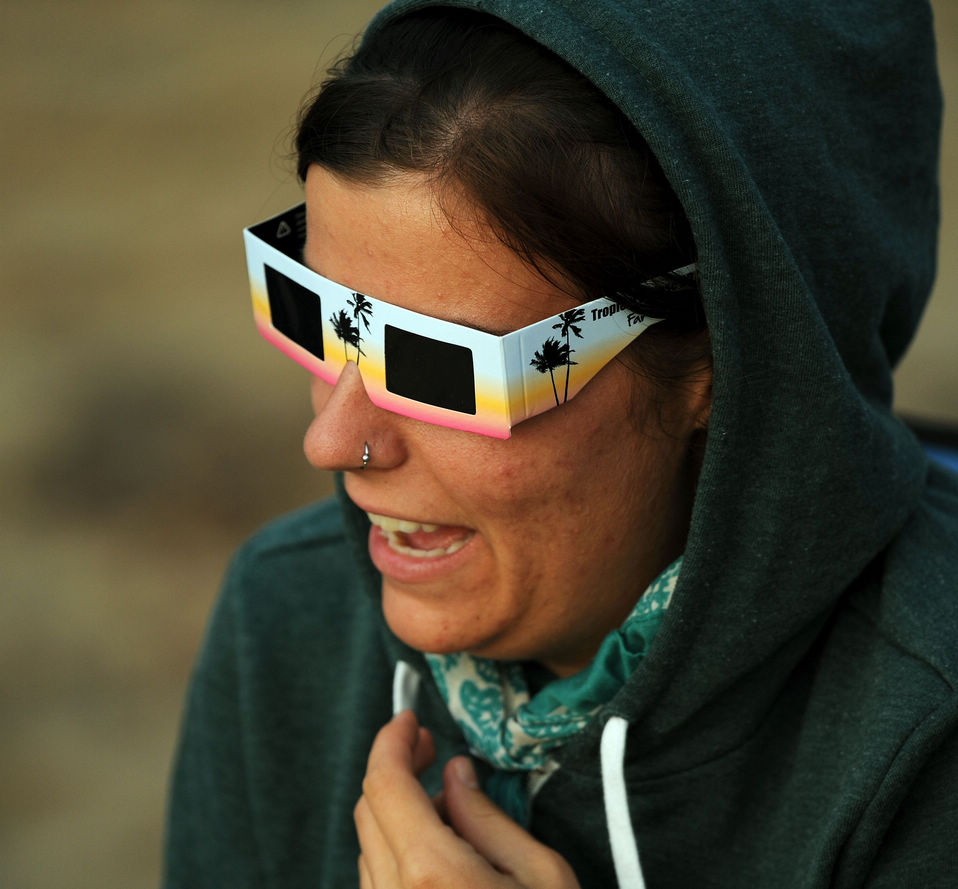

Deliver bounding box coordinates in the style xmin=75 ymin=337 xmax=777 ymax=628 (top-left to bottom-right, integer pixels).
xmin=164 ymin=2 xmax=958 ymax=887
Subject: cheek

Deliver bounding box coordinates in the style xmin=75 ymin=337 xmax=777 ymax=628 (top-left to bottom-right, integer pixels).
xmin=443 ymin=416 xmax=610 ymax=533
xmin=487 ymin=406 xmax=668 ymax=551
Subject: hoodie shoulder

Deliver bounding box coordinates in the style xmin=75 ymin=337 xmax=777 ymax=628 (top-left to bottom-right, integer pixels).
xmin=864 ymin=464 xmax=958 ymax=688
xmin=233 ymin=497 xmax=348 ymax=561
xmin=225 ymin=497 xmax=357 ymax=604
xmin=166 ymin=497 xmax=395 ymax=888
xmin=214 ymin=496 xmax=382 ymax=659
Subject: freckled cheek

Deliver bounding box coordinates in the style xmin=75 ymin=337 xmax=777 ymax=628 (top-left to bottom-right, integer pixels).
xmin=462 ymin=459 xmax=581 ymax=539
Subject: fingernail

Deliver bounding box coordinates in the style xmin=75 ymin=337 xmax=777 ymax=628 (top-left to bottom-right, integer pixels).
xmin=453 ymin=757 xmax=479 ymax=789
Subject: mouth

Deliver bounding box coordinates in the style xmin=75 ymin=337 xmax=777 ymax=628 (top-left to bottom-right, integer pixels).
xmin=366 ymin=511 xmax=475 ymax=559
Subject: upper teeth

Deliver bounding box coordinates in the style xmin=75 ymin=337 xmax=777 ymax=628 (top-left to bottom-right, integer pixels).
xmin=367 ymin=512 xmax=439 ymax=534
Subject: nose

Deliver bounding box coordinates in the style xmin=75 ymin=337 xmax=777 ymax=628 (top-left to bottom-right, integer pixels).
xmin=303 ymin=361 xmax=407 ymax=472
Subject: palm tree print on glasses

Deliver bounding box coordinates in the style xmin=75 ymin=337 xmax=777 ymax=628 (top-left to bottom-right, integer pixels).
xmin=552 ymin=308 xmax=585 ymax=402
xmin=347 ymin=292 xmax=373 ymax=366
xmin=530 ymin=336 xmax=577 ymax=407
xmin=330 ymin=308 xmax=364 ymax=362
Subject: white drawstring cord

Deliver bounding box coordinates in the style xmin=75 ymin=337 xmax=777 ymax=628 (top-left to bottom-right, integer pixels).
xmin=392 ymin=659 xmax=422 ymax=715
xmin=600 ymin=716 xmax=646 ymax=889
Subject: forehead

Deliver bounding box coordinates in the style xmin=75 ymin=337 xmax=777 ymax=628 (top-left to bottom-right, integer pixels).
xmin=302 ymin=165 xmax=580 ymax=332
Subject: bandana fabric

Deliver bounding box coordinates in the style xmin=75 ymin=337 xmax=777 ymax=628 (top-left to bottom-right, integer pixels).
xmin=424 ymin=558 xmax=681 ymax=773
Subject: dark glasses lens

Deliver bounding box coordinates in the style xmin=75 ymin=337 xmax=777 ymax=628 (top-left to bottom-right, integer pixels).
xmin=384 ymin=325 xmax=477 ymax=414
xmin=264 ymin=266 xmax=325 ymax=361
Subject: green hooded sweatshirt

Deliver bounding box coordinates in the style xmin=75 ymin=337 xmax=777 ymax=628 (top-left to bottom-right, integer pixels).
xmin=163 ymin=1 xmax=958 ymax=887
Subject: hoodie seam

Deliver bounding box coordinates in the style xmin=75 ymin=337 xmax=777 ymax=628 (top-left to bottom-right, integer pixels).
xmin=844 ymin=599 xmax=957 ymax=695
xmin=842 ymin=694 xmax=958 ymax=885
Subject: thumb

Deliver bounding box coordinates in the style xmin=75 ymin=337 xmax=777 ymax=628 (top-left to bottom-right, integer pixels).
xmin=443 ymin=757 xmax=578 ymax=887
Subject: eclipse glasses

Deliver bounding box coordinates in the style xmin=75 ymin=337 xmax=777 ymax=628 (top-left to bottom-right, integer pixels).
xmin=244 ymin=203 xmax=688 ymax=439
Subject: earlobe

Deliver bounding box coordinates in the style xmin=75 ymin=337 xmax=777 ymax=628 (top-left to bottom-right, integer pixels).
xmin=693 ymin=380 xmax=712 ymax=432
xmin=680 ymin=358 xmax=713 ymax=437
xmin=684 ymin=364 xmax=712 ymax=478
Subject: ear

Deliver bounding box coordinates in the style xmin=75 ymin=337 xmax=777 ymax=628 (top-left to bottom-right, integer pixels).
xmin=680 ymin=358 xmax=712 ymax=480
xmin=687 ymin=360 xmax=712 ymax=434
xmin=668 ymin=351 xmax=712 ymax=440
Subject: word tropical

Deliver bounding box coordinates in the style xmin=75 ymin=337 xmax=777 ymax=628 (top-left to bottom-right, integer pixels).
xmin=591 ymin=302 xmax=647 ymax=327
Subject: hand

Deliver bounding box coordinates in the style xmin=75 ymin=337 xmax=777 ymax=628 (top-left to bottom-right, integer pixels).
xmin=355 ymin=710 xmax=580 ymax=889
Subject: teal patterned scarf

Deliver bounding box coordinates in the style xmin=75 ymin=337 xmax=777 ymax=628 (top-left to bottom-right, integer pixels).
xmin=425 ymin=558 xmax=681 ymax=775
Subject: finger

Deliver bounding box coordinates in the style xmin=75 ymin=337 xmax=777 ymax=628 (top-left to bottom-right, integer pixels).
xmin=355 ymin=794 xmax=401 ymax=888
xmin=357 ymin=853 xmax=372 ymax=889
xmin=411 ymin=724 xmax=436 ymax=776
xmin=363 ymin=711 xmax=447 ymax=859
xmin=444 ymin=757 xmax=579 ymax=888
xmin=432 ymin=788 xmax=449 ymax=824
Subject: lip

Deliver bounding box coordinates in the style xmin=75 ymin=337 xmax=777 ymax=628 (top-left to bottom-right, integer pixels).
xmin=345 ymin=489 xmax=442 ymax=529
xmin=345 ymin=489 xmax=480 ymax=583
xmin=366 ymin=521 xmax=479 ymax=585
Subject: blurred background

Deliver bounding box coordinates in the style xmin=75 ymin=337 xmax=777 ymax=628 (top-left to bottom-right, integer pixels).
xmin=0 ymin=2 xmax=954 ymax=887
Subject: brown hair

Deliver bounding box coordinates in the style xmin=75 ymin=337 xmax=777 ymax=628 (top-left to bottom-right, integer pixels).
xmin=295 ymin=7 xmax=709 ymax=392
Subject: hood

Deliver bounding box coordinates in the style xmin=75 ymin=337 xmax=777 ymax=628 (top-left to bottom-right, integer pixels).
xmin=350 ymin=0 xmax=942 ymax=752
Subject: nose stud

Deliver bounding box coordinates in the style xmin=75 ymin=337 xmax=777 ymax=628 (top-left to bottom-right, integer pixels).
xmin=361 ymin=441 xmax=371 ymax=470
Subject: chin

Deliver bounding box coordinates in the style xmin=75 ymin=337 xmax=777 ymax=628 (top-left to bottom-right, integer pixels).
xmin=381 ymin=584 xmax=511 ymax=657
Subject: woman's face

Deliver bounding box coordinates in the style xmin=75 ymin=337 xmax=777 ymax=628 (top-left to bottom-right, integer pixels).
xmin=302 ymin=165 xmax=709 ymax=677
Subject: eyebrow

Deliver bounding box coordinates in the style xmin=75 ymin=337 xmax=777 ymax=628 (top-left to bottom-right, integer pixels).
xmin=301 ymin=241 xmax=517 ymax=338
xmin=443 ymin=315 xmax=513 ymax=337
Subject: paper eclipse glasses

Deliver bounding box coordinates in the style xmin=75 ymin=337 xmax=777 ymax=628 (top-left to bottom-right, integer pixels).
xmin=244 ymin=203 xmax=680 ymax=439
